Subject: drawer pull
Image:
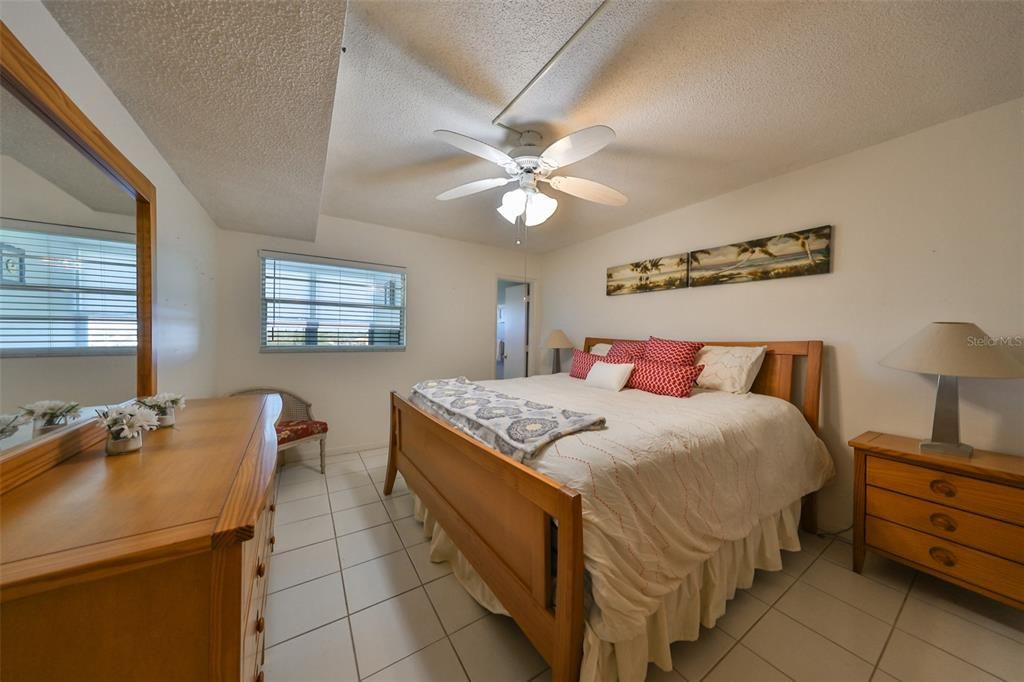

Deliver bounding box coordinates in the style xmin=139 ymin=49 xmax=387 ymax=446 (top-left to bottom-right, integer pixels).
xmin=929 ymin=479 xmax=957 ymax=498
xmin=269 ymin=535 xmax=275 ymax=548
xmin=929 ymin=513 xmax=958 ymax=532
xmin=269 ymin=504 xmax=276 ymax=512
xmin=256 ymin=671 xmax=264 ymax=682
xmin=256 ymin=562 xmax=266 ymax=577
xmin=256 ymin=613 xmax=265 ymax=633
xmin=929 ymin=546 xmax=957 ymax=568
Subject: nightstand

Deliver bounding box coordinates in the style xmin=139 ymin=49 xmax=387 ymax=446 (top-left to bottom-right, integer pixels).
xmin=850 ymin=431 xmax=1024 ymax=610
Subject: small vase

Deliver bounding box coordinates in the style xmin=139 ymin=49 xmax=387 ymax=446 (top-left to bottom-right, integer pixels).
xmin=33 ymin=417 xmax=64 ymax=437
xmin=157 ymin=407 xmax=175 ymax=428
xmin=106 ymin=432 xmax=143 ymax=456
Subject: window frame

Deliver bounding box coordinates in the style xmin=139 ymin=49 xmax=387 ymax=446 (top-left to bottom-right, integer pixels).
xmin=258 ymin=249 xmax=407 ymax=354
xmin=0 ymin=217 xmax=138 ymax=359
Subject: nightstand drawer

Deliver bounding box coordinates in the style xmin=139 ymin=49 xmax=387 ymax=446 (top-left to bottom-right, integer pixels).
xmin=866 ymin=486 xmax=1024 ymax=563
xmin=866 ymin=456 xmax=1024 ymax=526
xmin=867 ymin=516 xmax=1024 ymax=603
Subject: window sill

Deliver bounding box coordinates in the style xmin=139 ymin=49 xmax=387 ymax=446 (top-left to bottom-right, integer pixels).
xmin=259 ymin=345 xmax=406 ymax=354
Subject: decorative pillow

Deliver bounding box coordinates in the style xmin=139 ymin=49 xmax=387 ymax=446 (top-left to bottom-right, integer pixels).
xmin=643 ymin=336 xmax=704 ymax=366
xmin=627 ymin=361 xmax=704 ymax=397
xmin=606 ymin=340 xmax=647 ymax=361
xmin=589 ymin=343 xmax=613 ymax=357
xmin=696 ymin=345 xmax=767 ymax=393
xmin=584 ymin=361 xmax=634 ymax=391
xmin=569 ymin=348 xmax=603 ymax=379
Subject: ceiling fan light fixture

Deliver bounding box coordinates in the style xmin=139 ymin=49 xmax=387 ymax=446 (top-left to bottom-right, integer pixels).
xmin=524 ymin=191 xmax=557 ymax=227
xmin=497 ymin=188 xmax=527 ymax=224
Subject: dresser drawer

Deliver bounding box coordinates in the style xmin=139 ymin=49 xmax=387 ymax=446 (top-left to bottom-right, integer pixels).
xmin=867 ymin=516 xmax=1024 ymax=602
xmin=866 ymin=456 xmax=1024 ymax=526
xmin=866 ymin=486 xmax=1024 ymax=563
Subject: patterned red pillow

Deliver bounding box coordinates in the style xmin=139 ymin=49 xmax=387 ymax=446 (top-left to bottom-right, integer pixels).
xmin=606 ymin=340 xmax=647 ymax=361
xmin=643 ymin=336 xmax=704 ymax=366
xmin=627 ymin=361 xmax=704 ymax=397
xmin=569 ymin=348 xmax=603 ymax=379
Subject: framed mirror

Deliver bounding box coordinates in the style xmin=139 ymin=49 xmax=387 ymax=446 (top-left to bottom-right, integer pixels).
xmin=0 ymin=22 xmax=155 ymax=458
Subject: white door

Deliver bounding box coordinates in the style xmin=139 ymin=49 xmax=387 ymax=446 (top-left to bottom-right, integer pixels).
xmin=501 ymin=284 xmax=528 ymax=379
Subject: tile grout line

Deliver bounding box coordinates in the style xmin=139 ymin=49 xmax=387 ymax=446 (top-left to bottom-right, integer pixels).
xmin=888 ymin=627 xmax=1013 ymax=682
xmin=869 ymin=571 xmax=915 ymax=681
xmin=335 ymin=453 xmax=365 ymax=679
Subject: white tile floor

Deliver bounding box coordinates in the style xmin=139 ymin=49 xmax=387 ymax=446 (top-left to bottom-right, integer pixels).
xmin=265 ymin=452 xmax=1024 ymax=682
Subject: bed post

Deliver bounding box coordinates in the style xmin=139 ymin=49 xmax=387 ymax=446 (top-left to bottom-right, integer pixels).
xmin=552 ymin=494 xmax=584 ymax=682
xmin=383 ymin=395 xmax=400 ymax=495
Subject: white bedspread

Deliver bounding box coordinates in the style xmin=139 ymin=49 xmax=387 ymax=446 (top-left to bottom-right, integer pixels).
xmin=426 ymin=373 xmax=835 ymax=644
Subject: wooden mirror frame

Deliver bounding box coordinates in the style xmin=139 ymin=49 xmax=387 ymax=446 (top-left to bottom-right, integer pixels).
xmin=0 ymin=22 xmax=155 ymax=485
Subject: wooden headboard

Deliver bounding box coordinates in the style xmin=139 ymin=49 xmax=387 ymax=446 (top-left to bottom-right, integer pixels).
xmin=583 ymin=338 xmax=823 ymax=432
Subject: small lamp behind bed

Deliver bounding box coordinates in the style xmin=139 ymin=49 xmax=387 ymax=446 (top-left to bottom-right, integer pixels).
xmin=546 ymin=329 xmax=574 ymax=374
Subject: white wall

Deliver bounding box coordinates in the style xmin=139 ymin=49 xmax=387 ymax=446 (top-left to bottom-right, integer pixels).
xmin=539 ymin=99 xmax=1024 ymax=531
xmin=215 ymin=214 xmax=537 ymax=453
xmin=0 ymin=1 xmax=222 ymax=399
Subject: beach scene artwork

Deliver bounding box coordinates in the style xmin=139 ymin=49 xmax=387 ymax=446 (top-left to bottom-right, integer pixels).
xmin=688 ymin=225 xmax=832 ymax=287
xmin=606 ymin=253 xmax=688 ymax=296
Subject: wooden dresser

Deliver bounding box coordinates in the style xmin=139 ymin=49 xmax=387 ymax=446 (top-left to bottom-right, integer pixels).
xmin=0 ymin=394 xmax=282 ymax=681
xmin=851 ymin=431 xmax=1023 ymax=609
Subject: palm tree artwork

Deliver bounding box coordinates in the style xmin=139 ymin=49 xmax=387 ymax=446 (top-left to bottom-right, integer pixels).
xmin=607 ymin=253 xmax=688 ymax=296
xmin=688 ymin=225 xmax=832 ymax=287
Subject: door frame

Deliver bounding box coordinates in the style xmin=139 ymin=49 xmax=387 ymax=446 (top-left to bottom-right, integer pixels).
xmin=495 ymin=277 xmax=534 ymax=379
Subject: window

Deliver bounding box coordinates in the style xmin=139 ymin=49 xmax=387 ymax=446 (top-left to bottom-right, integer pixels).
xmin=260 ymin=250 xmax=406 ymax=352
xmin=0 ymin=219 xmax=137 ymax=356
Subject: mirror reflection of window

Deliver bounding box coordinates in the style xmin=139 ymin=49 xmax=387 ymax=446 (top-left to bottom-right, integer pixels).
xmin=0 ymin=86 xmax=137 ymax=449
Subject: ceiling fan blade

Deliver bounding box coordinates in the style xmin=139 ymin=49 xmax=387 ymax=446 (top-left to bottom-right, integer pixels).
xmin=434 ymin=130 xmax=516 ymax=169
xmin=539 ymin=125 xmax=615 ymax=169
xmin=547 ymin=176 xmax=628 ymax=206
xmin=436 ymin=177 xmax=513 ymax=201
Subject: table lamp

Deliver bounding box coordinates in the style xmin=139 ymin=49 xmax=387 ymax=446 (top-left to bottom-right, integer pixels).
xmin=881 ymin=322 xmax=1024 ymax=456
xmin=545 ymin=329 xmax=574 ymax=374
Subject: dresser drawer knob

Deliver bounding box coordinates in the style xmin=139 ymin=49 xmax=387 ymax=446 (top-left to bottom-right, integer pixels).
xmin=928 ymin=513 xmax=957 ymax=532
xmin=928 ymin=546 xmax=957 ymax=568
xmin=256 ymin=562 xmax=266 ymax=577
xmin=269 ymin=535 xmax=275 ymax=548
xmin=256 ymin=613 xmax=265 ymax=633
xmin=929 ymin=479 xmax=957 ymax=498
xmin=269 ymin=504 xmax=276 ymax=512
xmin=256 ymin=671 xmax=264 ymax=682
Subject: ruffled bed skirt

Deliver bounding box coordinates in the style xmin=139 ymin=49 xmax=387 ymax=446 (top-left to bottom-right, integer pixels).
xmin=411 ymin=496 xmax=803 ymax=682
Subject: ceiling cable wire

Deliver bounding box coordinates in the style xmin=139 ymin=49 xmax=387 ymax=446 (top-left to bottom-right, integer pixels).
xmin=491 ymin=0 xmax=611 ymax=136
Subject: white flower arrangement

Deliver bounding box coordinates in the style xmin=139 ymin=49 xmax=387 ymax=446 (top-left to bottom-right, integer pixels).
xmin=21 ymin=400 xmax=81 ymax=426
xmin=97 ymin=404 xmax=160 ymax=441
xmin=137 ymin=393 xmax=186 ymax=416
xmin=0 ymin=413 xmax=31 ymax=440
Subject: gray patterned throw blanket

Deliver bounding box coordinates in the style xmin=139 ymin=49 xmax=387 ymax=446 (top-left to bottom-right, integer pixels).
xmin=410 ymin=377 xmax=606 ymax=461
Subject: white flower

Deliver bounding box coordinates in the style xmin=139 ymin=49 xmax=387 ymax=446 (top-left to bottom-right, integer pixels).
xmin=21 ymin=400 xmax=81 ymax=424
xmin=97 ymin=404 xmax=160 ymax=440
xmin=0 ymin=413 xmax=30 ymax=441
xmin=137 ymin=393 xmax=186 ymax=414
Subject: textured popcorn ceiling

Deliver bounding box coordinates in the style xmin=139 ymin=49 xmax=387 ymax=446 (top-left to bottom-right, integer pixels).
xmin=321 ymin=0 xmax=1023 ymax=251
xmin=43 ymin=0 xmax=345 ymax=240
xmin=1 ymin=88 xmax=134 ymax=216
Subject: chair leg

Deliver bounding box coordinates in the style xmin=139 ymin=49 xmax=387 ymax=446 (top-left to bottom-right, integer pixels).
xmin=319 ymin=438 xmax=326 ymax=474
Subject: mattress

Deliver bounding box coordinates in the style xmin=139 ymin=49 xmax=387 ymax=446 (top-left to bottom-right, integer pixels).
xmin=410 ymin=373 xmax=835 ymax=678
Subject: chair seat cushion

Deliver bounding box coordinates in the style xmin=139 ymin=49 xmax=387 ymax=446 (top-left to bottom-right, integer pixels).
xmin=276 ymin=419 xmax=328 ymax=444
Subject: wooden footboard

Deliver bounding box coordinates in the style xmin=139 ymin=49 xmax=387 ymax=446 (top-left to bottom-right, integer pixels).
xmin=384 ymin=392 xmax=584 ymax=682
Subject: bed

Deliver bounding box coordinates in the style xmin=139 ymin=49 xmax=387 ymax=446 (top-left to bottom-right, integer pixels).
xmin=384 ymin=338 xmax=834 ymax=682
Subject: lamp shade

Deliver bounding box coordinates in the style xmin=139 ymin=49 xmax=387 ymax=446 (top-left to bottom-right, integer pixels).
xmin=545 ymin=329 xmax=573 ymax=349
xmin=881 ymin=322 xmax=1024 ymax=378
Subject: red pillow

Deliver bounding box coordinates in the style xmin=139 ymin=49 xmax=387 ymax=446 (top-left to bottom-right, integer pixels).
xmin=643 ymin=336 xmax=704 ymax=366
xmin=606 ymin=340 xmax=647 ymax=361
xmin=627 ymin=361 xmax=704 ymax=397
xmin=569 ymin=348 xmax=603 ymax=379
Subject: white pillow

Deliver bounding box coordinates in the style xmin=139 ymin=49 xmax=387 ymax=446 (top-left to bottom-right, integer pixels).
xmin=585 ymin=361 xmax=634 ymax=391
xmin=589 ymin=343 xmax=613 ymax=357
xmin=696 ymin=345 xmax=767 ymax=393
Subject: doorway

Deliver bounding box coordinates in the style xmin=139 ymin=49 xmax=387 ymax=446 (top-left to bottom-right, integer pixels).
xmin=496 ymin=279 xmax=530 ymax=379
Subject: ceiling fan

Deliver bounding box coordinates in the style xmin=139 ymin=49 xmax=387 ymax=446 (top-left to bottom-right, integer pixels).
xmin=433 ymin=125 xmax=627 ymax=227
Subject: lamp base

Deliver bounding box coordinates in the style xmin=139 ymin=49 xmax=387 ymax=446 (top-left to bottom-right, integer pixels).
xmin=551 ymin=350 xmax=562 ymax=374
xmin=919 ymin=440 xmax=974 ymax=457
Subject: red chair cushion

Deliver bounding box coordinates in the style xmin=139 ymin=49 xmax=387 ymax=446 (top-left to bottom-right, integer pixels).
xmin=276 ymin=419 xmax=328 ymax=444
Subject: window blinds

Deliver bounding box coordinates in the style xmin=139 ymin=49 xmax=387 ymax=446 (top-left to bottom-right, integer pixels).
xmin=260 ymin=251 xmax=406 ymax=351
xmin=0 ymin=221 xmax=137 ymax=356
